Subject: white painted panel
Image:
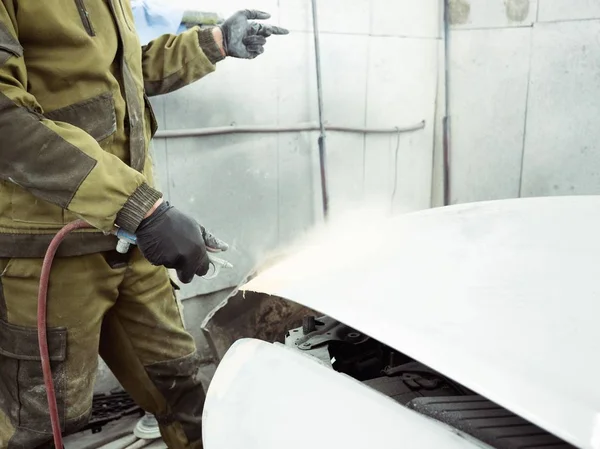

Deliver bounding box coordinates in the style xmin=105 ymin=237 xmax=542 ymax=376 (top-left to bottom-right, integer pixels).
xmin=318 ymin=33 xmax=369 ymax=127
xmin=449 ymin=27 xmax=532 ymax=203
xmin=364 ymin=127 xmax=434 ymax=213
xmin=279 ymin=0 xmax=370 ymax=34
xmin=365 ymin=37 xmax=437 ymax=128
xmin=431 ymin=39 xmax=446 ymax=207
xmin=275 ymin=31 xmax=369 ymax=127
xmin=162 ymin=46 xmax=282 ymax=129
xmin=326 ymin=133 xmax=366 ymax=217
xmin=449 ymin=0 xmax=538 ymax=28
xmin=277 ymin=132 xmax=318 ymax=246
xmin=537 ymin=0 xmax=600 ymax=22
xmin=166 ymin=135 xmax=279 ymax=299
xmin=365 ymin=37 xmax=437 ymax=211
xmin=242 ymin=196 xmax=600 ymax=449
xmin=275 ymin=31 xmax=318 ymax=125
xmin=371 ymin=0 xmax=442 ymax=38
xmin=183 ymin=0 xmax=280 ymax=22
xmin=204 ymin=339 xmax=485 ymax=449
xmin=521 ymin=20 xmax=600 ymax=196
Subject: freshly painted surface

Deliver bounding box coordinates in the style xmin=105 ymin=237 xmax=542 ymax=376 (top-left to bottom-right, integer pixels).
xmin=203 ymin=339 xmax=488 ymax=449
xmin=241 ymin=196 xmax=600 ymax=449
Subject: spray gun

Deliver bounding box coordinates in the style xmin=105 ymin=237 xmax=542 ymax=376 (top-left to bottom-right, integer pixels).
xmin=111 ymin=228 xmax=233 ymax=280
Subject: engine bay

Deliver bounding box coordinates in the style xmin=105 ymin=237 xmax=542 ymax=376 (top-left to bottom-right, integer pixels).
xmin=285 ymin=315 xmax=574 ymax=449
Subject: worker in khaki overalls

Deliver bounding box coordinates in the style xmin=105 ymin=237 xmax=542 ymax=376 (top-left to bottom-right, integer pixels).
xmin=0 ymin=2 xmax=287 ymax=448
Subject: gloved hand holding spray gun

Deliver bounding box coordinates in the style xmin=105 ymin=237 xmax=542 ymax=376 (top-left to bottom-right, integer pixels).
xmin=110 ymin=201 xmax=233 ymax=440
xmin=112 ymin=201 xmax=233 ymax=282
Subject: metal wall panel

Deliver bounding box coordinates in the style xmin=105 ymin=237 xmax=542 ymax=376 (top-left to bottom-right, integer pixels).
xmin=521 ymin=20 xmax=600 ymax=197
xmin=446 ymin=1 xmax=600 ymax=205
xmin=537 ymin=0 xmax=600 ymax=22
xmin=448 ymin=27 xmax=532 ymax=203
xmin=149 ymin=0 xmax=439 ymax=302
xmin=448 ymin=0 xmax=538 ymax=29
xmin=364 ymin=37 xmax=438 ymax=212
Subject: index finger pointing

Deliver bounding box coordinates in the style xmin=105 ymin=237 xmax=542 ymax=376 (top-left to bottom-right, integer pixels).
xmin=243 ymin=9 xmax=271 ymax=20
xmin=269 ymin=25 xmax=290 ymax=35
xmin=255 ymin=24 xmax=290 ymax=37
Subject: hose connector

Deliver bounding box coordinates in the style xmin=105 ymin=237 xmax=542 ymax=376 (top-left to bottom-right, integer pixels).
xmin=109 ymin=227 xmax=233 ymax=278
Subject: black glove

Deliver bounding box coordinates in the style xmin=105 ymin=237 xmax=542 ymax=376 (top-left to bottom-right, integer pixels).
xmin=136 ymin=201 xmax=209 ymax=284
xmin=219 ymin=9 xmax=289 ymax=59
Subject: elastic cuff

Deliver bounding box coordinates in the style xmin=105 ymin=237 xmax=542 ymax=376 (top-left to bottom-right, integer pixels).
xmin=197 ymin=27 xmax=226 ymax=64
xmin=116 ymin=183 xmax=162 ymax=233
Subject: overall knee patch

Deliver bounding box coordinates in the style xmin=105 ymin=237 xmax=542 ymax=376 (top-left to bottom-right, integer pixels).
xmin=0 ymin=316 xmax=67 ymax=447
xmin=144 ymin=351 xmax=206 ymax=443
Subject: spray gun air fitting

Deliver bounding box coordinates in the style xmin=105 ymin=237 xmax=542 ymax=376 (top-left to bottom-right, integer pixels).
xmin=109 ymin=228 xmax=233 ymax=280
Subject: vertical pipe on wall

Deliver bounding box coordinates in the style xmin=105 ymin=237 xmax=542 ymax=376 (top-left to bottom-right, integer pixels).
xmin=442 ymin=0 xmax=452 ymax=206
xmin=311 ymin=0 xmax=330 ymax=219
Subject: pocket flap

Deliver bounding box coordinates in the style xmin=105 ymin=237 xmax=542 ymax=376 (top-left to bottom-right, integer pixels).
xmin=45 ymin=92 xmax=117 ymax=142
xmin=0 ymin=22 xmax=23 ymax=66
xmin=0 ymin=318 xmax=66 ymax=362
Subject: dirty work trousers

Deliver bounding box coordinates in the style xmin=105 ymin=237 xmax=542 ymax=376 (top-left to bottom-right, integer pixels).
xmin=0 ymin=248 xmax=205 ymax=449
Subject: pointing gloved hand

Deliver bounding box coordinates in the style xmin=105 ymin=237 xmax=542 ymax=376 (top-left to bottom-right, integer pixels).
xmin=219 ymin=9 xmax=289 ymax=59
xmin=136 ymin=201 xmax=221 ymax=284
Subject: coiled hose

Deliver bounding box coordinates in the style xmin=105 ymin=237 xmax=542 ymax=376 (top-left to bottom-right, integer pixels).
xmin=38 ymin=220 xmax=92 ymax=449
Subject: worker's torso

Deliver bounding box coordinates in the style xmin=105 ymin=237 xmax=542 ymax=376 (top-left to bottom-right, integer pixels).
xmin=0 ymin=0 xmax=157 ymax=232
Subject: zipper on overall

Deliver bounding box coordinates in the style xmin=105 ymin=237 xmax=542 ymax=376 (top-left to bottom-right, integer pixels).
xmin=75 ymin=0 xmax=95 ymax=36
xmin=117 ymin=0 xmax=134 ymax=31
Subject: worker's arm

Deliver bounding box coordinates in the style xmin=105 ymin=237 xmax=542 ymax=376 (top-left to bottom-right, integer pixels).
xmin=141 ymin=26 xmax=225 ymax=97
xmin=141 ymin=9 xmax=289 ymax=97
xmin=0 ymin=2 xmax=161 ymax=233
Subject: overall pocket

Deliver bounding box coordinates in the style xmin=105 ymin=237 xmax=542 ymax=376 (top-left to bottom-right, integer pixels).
xmin=0 ymin=318 xmax=67 ymax=433
xmin=0 ymin=22 xmax=23 ymax=67
xmin=44 ymin=92 xmax=117 ymax=143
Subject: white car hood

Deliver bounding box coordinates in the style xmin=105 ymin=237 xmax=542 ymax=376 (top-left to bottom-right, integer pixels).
xmin=204 ymin=338 xmax=489 ymax=449
xmin=241 ymin=196 xmax=600 ymax=449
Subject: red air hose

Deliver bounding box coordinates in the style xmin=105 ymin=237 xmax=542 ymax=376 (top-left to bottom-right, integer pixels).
xmin=38 ymin=220 xmax=92 ymax=449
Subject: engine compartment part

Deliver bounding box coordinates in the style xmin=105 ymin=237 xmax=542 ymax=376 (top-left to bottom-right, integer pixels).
xmin=408 ymin=396 xmax=575 ymax=449
xmin=364 ymin=366 xmax=464 ymax=405
xmin=286 ymin=316 xmax=369 ymax=350
xmin=202 ymin=290 xmax=317 ymax=360
xmin=284 ymin=314 xmax=572 ymax=449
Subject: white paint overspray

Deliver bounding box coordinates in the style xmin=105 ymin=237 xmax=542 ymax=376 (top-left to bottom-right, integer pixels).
xmin=244 ymin=200 xmax=402 ymax=294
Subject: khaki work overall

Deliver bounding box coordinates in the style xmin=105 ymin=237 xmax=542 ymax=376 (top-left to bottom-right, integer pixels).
xmin=0 ymin=251 xmax=204 ymax=449
xmin=0 ymin=1 xmax=225 ymax=447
